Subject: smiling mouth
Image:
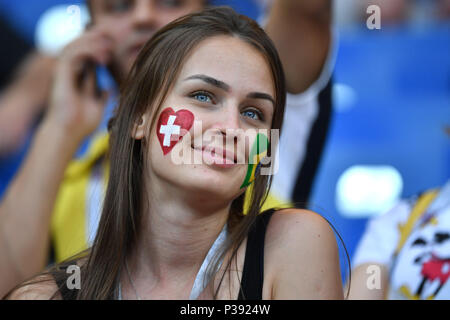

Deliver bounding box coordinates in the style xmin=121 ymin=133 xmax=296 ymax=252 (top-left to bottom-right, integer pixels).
xmin=191 ymin=145 xmax=237 ymax=166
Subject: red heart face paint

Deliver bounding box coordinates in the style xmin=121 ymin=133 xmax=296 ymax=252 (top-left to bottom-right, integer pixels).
xmin=156 ymin=108 xmax=195 ymax=155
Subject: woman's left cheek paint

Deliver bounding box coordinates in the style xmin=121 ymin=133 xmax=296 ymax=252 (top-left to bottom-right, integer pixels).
xmin=240 ymin=133 xmax=269 ymax=189
xmin=156 ymin=107 xmax=194 ymax=155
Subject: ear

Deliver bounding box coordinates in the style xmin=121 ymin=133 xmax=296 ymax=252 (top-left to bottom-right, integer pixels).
xmin=132 ymin=114 xmax=150 ymax=140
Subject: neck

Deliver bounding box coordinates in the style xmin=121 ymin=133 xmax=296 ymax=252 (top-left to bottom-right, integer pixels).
xmin=127 ymin=180 xmax=231 ymax=295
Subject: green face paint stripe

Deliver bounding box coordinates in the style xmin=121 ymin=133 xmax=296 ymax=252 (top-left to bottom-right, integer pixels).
xmin=250 ymin=133 xmax=269 ymax=158
xmin=240 ymin=133 xmax=269 ymax=189
xmin=240 ymin=164 xmax=255 ymax=189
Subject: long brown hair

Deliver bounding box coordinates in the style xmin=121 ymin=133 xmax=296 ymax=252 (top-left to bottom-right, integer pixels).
xmin=14 ymin=6 xmax=287 ymax=300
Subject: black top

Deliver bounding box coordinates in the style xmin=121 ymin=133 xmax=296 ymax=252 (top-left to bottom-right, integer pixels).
xmin=53 ymin=209 xmax=276 ymax=300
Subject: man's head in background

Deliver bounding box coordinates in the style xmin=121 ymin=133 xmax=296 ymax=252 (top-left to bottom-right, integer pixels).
xmin=86 ymin=0 xmax=206 ymax=82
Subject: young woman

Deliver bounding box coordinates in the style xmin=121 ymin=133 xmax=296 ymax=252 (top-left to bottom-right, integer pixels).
xmin=7 ymin=7 xmax=343 ymax=300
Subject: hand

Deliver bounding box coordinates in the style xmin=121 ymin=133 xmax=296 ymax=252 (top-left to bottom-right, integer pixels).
xmin=45 ymin=27 xmax=113 ymax=147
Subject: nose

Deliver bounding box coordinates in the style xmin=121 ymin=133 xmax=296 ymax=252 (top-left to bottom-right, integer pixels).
xmin=207 ymin=104 xmax=244 ymax=155
xmin=210 ymin=104 xmax=242 ymax=134
xmin=131 ymin=0 xmax=159 ymax=29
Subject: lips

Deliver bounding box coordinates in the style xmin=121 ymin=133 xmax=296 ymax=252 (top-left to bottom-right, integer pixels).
xmin=192 ymin=145 xmax=237 ymax=167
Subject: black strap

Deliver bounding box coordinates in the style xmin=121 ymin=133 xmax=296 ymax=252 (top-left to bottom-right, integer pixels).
xmin=238 ymin=209 xmax=276 ymax=300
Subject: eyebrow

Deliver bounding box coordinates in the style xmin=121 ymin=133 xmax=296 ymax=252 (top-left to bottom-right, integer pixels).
xmin=246 ymin=92 xmax=275 ymax=106
xmin=184 ymin=74 xmax=275 ymax=107
xmin=184 ymin=74 xmax=230 ymax=92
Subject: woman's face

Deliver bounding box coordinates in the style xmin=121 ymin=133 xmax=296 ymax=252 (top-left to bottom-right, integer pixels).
xmin=139 ymin=35 xmax=276 ymax=203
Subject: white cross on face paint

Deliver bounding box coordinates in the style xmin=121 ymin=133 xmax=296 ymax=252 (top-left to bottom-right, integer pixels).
xmin=159 ymin=115 xmax=181 ymax=147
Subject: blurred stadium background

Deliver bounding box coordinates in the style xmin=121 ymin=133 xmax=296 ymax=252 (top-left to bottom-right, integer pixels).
xmin=0 ymin=0 xmax=449 ymax=279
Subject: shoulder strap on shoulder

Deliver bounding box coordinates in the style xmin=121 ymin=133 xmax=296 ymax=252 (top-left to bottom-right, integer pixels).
xmin=50 ymin=266 xmax=80 ymax=300
xmin=238 ymin=209 xmax=276 ymax=300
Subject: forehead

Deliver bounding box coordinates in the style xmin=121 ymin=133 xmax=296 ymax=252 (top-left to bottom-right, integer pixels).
xmin=177 ymin=36 xmax=275 ymax=96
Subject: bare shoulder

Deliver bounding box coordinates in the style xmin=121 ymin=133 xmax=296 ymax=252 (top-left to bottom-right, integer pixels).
xmin=6 ymin=274 xmax=61 ymax=300
xmin=264 ymin=208 xmax=344 ymax=299
xmin=266 ymin=208 xmax=336 ymax=248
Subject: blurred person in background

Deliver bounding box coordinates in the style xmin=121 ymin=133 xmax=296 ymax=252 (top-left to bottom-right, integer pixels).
xmin=0 ymin=0 xmax=334 ymax=298
xmin=348 ymin=128 xmax=450 ymax=300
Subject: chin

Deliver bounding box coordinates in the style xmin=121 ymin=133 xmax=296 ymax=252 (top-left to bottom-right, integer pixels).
xmin=176 ymin=164 xmax=242 ymax=200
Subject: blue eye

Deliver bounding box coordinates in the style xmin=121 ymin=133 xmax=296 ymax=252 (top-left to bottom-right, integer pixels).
xmin=242 ymin=109 xmax=263 ymax=121
xmin=191 ymin=91 xmax=213 ymax=103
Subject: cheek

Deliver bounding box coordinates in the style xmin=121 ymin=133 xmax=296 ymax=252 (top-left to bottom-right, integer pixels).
xmin=112 ymin=28 xmax=134 ymax=55
xmin=146 ymin=130 xmax=176 ymax=181
xmin=155 ymin=107 xmax=195 ymax=155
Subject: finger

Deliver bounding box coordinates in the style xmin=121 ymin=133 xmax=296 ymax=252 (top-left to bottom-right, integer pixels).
xmin=61 ymin=41 xmax=112 ymax=91
xmin=76 ymin=28 xmax=114 ymax=52
xmin=80 ymin=62 xmax=112 ymax=106
xmin=85 ymin=23 xmax=116 ymax=41
xmin=61 ymin=30 xmax=113 ymax=66
xmin=66 ymin=39 xmax=113 ymax=69
xmin=80 ymin=61 xmax=98 ymax=98
xmin=98 ymin=90 xmax=110 ymax=107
